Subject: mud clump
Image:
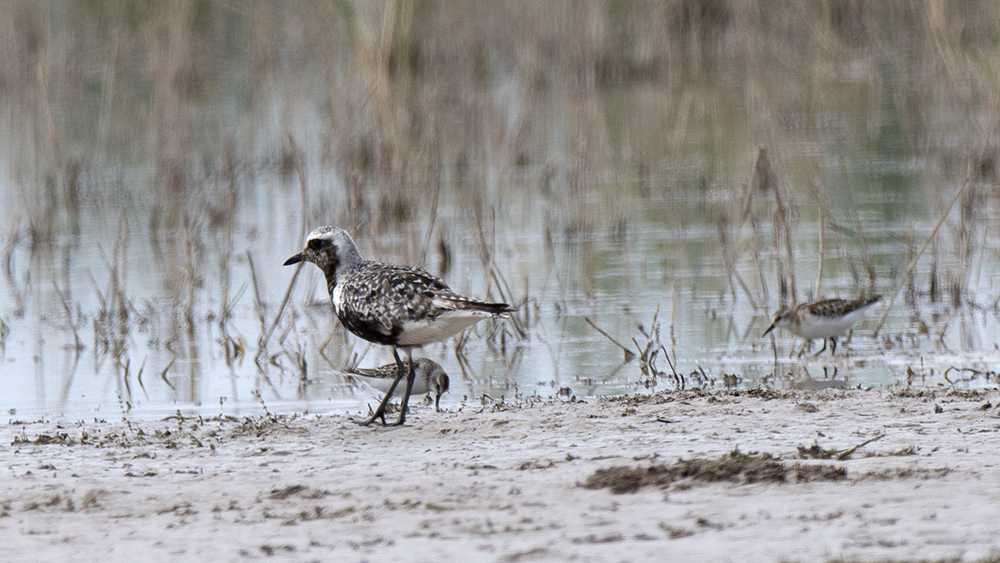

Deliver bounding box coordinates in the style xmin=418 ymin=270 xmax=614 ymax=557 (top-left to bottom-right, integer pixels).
xmin=583 ymin=450 xmax=846 ymax=494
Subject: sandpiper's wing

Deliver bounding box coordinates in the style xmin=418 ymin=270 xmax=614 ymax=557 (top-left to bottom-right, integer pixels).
xmin=348 ymin=362 xmax=402 ymax=380
xmin=345 ymin=358 xmax=445 ymax=397
xmin=806 ymin=296 xmax=880 ymax=317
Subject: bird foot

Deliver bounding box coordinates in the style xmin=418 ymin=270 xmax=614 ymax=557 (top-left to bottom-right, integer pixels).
xmin=356 ymin=412 xmax=387 ymax=426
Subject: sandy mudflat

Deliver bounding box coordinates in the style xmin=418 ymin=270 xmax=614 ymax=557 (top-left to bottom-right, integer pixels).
xmin=2 ymin=388 xmax=1000 ymax=562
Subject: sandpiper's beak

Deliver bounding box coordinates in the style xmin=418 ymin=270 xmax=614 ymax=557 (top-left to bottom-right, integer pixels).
xmin=762 ymin=323 xmax=776 ymax=337
xmin=283 ymin=252 xmax=303 ymax=266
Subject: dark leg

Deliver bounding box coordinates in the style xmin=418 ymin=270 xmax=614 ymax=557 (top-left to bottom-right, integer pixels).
xmin=829 ymin=337 xmax=838 ymax=356
xmin=813 ymin=338 xmax=828 ymax=357
xmin=388 ymin=348 xmax=416 ymax=426
xmin=358 ymin=348 xmax=407 ymax=426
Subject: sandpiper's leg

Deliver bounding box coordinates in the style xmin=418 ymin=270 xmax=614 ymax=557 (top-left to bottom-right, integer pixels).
xmin=359 ymin=348 xmax=407 ymax=426
xmin=434 ymin=391 xmax=441 ymax=412
xmin=829 ymin=337 xmax=838 ymax=356
xmin=797 ymin=340 xmax=809 ymax=358
xmin=813 ymin=338 xmax=828 ymax=357
xmin=389 ymin=349 xmax=417 ymax=426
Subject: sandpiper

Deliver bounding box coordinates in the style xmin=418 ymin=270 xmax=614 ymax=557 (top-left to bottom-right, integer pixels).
xmin=346 ymin=357 xmax=450 ymax=412
xmin=763 ymin=296 xmax=881 ymax=356
xmin=285 ymin=226 xmax=512 ymax=426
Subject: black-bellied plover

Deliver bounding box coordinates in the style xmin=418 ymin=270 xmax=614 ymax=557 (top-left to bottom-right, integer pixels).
xmin=763 ymin=296 xmax=881 ymax=356
xmin=285 ymin=226 xmax=512 ymax=425
xmin=346 ymin=357 xmax=450 ymax=412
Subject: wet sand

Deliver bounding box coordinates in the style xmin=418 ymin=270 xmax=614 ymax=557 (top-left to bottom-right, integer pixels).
xmin=3 ymin=388 xmax=999 ymax=562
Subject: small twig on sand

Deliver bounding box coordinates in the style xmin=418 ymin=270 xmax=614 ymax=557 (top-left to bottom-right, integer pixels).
xmin=837 ymin=433 xmax=885 ymax=460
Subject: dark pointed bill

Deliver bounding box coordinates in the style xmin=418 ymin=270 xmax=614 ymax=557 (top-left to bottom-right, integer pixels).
xmin=283 ymin=253 xmax=303 ymax=266
xmin=762 ymin=323 xmax=776 ymax=337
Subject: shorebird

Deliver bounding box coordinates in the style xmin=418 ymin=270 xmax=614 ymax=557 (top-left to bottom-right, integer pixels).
xmin=285 ymin=226 xmax=512 ymax=426
xmin=346 ymin=357 xmax=450 ymax=412
xmin=763 ymin=296 xmax=881 ymax=356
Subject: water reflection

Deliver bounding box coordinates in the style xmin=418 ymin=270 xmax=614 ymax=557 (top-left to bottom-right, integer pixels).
xmin=2 ymin=2 xmax=1000 ymax=420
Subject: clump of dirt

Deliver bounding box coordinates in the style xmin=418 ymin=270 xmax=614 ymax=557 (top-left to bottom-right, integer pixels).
xmin=601 ymin=387 xmax=864 ymax=409
xmin=737 ymin=389 xmax=793 ymax=400
xmin=268 ymin=484 xmax=329 ymax=500
xmin=602 ymin=389 xmax=768 ymax=407
xmin=10 ymin=412 xmax=300 ymax=451
xmin=797 ymin=442 xmax=839 ymax=459
xmin=582 ymin=450 xmax=846 ymax=494
xmin=227 ymin=413 xmax=295 ymax=438
xmin=11 ymin=432 xmax=78 ymax=446
xmin=890 ymin=388 xmax=993 ymax=401
xmin=855 ymin=467 xmax=951 ymax=481
xmin=892 ymin=388 xmax=941 ymax=399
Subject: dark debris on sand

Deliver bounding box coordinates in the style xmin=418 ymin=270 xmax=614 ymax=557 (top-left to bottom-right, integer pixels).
xmin=583 ymin=450 xmax=846 ymax=494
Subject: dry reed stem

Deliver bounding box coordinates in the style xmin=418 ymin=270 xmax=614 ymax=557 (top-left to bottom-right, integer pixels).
xmin=669 ymin=285 xmax=677 ymax=353
xmin=873 ymin=174 xmax=973 ymax=337
xmin=419 ymin=166 xmax=442 ymax=269
xmin=134 ymin=357 xmax=147 ymax=399
xmin=661 ymin=345 xmax=682 ymax=390
xmin=2 ymin=221 xmax=23 ymax=317
xmin=750 ymin=147 xmax=797 ymax=305
xmin=970 ymin=217 xmax=987 ymax=294
xmin=584 ymin=316 xmax=636 ymax=362
xmin=257 ymin=262 xmax=304 ymax=365
xmin=906 ymin=224 xmax=916 ymax=305
xmin=929 ymin=234 xmax=939 ymax=303
xmin=733 ymin=148 xmax=773 ymax=310
xmin=51 ymin=280 xmax=83 ymax=352
xmin=286 ymin=132 xmax=309 ymax=242
xmin=815 ymin=208 xmax=824 ymax=299
xmin=832 ymin=159 xmax=876 ymax=293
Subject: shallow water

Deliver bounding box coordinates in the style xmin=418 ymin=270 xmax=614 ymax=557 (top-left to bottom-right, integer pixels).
xmin=2 ymin=2 xmax=1000 ymax=420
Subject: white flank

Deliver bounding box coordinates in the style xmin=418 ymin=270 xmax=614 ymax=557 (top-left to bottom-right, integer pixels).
xmin=395 ymin=309 xmax=495 ymax=347
xmin=797 ymin=307 xmax=873 ymax=339
xmin=331 ymin=284 xmax=344 ymax=313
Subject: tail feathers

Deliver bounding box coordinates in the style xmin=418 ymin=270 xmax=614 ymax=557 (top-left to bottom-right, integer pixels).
xmin=479 ymin=302 xmax=516 ymax=315
xmin=461 ymin=301 xmax=515 ymax=317
xmin=435 ymin=293 xmax=515 ymax=316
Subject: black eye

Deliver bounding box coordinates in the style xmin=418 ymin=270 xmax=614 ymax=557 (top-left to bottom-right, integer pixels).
xmin=308 ymin=239 xmax=324 ymax=250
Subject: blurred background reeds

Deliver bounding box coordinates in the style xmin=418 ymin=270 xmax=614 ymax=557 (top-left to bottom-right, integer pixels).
xmin=3 ymin=0 xmax=1000 ymax=419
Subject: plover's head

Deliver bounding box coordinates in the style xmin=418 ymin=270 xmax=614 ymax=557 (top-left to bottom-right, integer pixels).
xmin=762 ymin=307 xmax=797 ymax=337
xmin=284 ymin=227 xmax=363 ymax=277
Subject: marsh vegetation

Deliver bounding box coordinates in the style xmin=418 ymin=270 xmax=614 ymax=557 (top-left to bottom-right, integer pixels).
xmin=2 ymin=1 xmax=1000 ymax=419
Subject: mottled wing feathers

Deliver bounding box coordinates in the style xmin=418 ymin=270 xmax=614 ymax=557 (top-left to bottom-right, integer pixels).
xmin=334 ymin=263 xmax=440 ymax=341
xmin=334 ymin=261 xmax=509 ymax=345
xmin=349 ymin=357 xmax=431 ymax=380
xmin=805 ymin=296 xmax=881 ymax=317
